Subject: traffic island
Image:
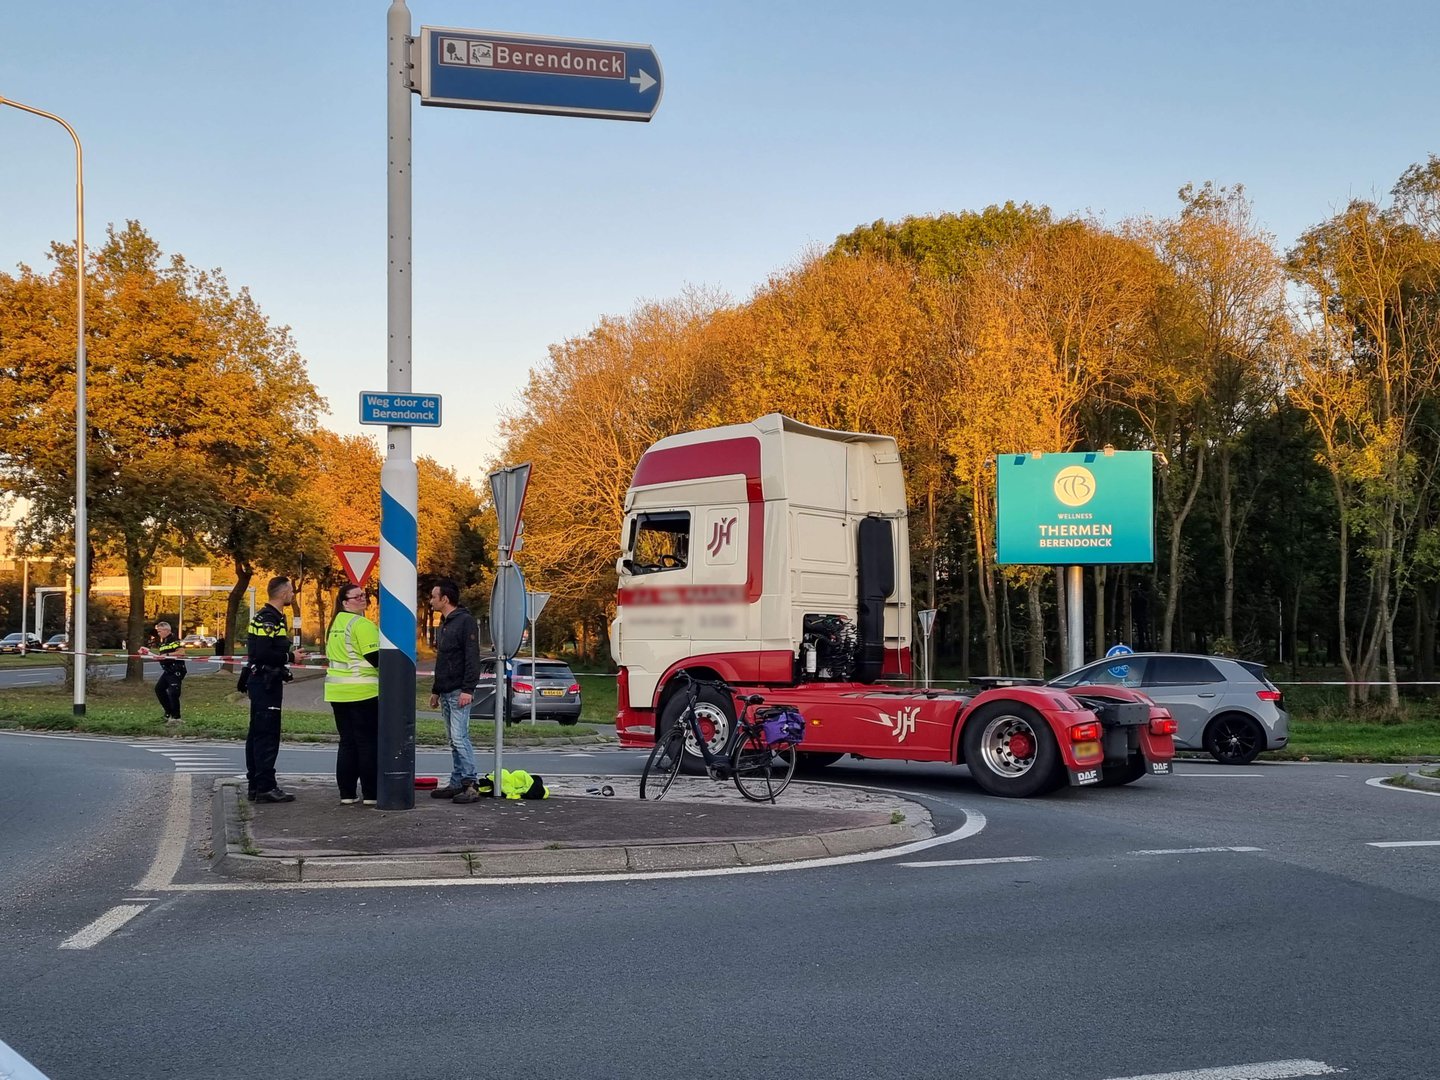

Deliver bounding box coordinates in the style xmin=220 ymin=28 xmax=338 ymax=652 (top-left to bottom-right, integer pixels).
xmin=212 ymin=774 xmax=931 ymax=883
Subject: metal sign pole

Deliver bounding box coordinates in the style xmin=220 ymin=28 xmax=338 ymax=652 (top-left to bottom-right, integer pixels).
xmin=492 ymin=551 xmax=506 ymax=796
xmin=1066 ymin=566 xmax=1084 ymax=670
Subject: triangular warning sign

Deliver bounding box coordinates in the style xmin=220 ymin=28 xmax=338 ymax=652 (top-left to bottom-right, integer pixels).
xmin=333 ymin=544 xmax=380 ymax=587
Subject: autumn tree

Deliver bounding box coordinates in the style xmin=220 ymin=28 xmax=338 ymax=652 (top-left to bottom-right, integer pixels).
xmin=0 ymin=222 xmax=322 ymax=679
xmin=499 ymin=291 xmax=726 ymax=653
xmin=1129 ymin=184 xmax=1290 ymax=650
xmin=1287 ymin=159 xmax=1440 ymax=706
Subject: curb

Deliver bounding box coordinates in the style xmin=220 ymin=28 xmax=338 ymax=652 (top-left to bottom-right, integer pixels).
xmin=1387 ymin=769 xmax=1440 ymax=793
xmin=211 ymin=779 xmax=930 ymax=883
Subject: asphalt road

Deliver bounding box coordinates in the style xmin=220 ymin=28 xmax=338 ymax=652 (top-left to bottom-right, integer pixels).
xmin=0 ymin=659 xmax=222 ymax=689
xmin=1 ymin=731 xmax=1436 ymax=1080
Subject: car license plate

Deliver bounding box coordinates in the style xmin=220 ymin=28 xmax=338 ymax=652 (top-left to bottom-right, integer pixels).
xmin=541 ymin=688 xmax=564 ymax=697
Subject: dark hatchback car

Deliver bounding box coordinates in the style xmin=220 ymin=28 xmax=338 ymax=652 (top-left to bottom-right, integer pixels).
xmin=0 ymin=632 xmax=43 ymax=654
xmin=1048 ymin=652 xmax=1289 ymax=765
xmin=473 ymin=656 xmax=583 ymax=725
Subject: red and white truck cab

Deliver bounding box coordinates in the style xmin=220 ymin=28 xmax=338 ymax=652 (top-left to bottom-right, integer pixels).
xmin=612 ymin=414 xmax=1174 ymax=797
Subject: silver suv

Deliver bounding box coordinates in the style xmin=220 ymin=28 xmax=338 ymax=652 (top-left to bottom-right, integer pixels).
xmin=1048 ymin=653 xmax=1288 ymax=765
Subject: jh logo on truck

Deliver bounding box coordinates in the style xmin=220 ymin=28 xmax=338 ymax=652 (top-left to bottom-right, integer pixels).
xmin=707 ymin=516 xmax=737 ymax=557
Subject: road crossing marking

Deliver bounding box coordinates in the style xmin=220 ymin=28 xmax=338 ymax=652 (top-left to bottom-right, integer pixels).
xmin=59 ymin=904 xmax=148 ymax=950
xmin=900 ymin=856 xmax=1042 ymax=868
xmin=1099 ymin=1059 xmax=1344 ymax=1079
xmin=131 ymin=744 xmax=236 ymax=773
xmin=1129 ymin=846 xmax=1263 ymax=855
xmin=1366 ymin=839 xmax=1440 ymax=848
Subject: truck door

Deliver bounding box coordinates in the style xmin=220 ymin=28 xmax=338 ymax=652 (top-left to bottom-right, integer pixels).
xmin=616 ymin=510 xmax=694 ymax=706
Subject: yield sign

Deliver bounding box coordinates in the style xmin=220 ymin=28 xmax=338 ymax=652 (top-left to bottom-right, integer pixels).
xmin=334 ymin=544 xmax=381 ymax=587
xmin=489 ymin=463 xmax=531 ymax=553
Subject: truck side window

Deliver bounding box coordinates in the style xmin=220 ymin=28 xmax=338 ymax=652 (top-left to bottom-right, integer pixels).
xmin=628 ymin=511 xmax=690 ymax=574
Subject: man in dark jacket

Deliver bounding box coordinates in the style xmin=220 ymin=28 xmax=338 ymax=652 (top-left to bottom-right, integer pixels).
xmin=245 ymin=576 xmax=307 ymax=803
xmin=427 ymin=578 xmax=481 ymax=804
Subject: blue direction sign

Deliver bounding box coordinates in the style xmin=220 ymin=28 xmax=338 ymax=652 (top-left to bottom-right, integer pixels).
xmin=359 ymin=392 xmax=443 ymax=427
xmin=417 ymin=27 xmax=663 ymax=122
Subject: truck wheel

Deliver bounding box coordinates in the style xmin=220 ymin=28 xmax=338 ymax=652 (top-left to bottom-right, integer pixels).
xmin=795 ymin=751 xmax=844 ymax=773
xmin=1095 ymin=755 xmax=1147 ymax=787
xmin=1204 ymin=713 xmax=1264 ymax=765
xmin=961 ymin=701 xmax=1065 ymax=798
xmin=658 ymin=683 xmax=733 ymax=774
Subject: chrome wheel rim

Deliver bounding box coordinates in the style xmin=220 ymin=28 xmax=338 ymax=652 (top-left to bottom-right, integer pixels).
xmin=978 ymin=714 xmax=1039 ymax=777
xmin=683 ymin=702 xmax=730 ymax=757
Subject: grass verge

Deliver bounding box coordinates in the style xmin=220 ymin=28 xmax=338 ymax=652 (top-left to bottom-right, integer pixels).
xmin=0 ymin=672 xmax=603 ymax=744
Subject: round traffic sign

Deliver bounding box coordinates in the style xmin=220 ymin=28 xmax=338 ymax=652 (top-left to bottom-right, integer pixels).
xmin=490 ymin=563 xmax=527 ymax=659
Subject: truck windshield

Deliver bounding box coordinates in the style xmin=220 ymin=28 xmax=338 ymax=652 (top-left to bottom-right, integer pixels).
xmin=626 ymin=511 xmax=690 ymax=573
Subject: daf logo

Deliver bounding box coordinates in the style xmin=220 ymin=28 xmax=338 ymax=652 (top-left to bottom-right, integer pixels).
xmin=1053 ymin=465 xmax=1096 ymax=507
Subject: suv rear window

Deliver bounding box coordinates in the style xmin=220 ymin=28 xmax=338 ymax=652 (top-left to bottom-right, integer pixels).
xmin=1146 ymin=656 xmax=1224 ymax=686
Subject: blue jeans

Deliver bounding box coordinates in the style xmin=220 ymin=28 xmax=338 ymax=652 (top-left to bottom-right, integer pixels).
xmin=439 ymin=689 xmax=477 ymax=787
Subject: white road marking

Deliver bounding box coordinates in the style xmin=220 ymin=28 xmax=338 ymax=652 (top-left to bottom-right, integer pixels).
xmin=121 ymin=897 xmax=159 ymax=902
xmin=1098 ymin=1059 xmax=1343 ymax=1079
xmin=137 ymin=773 xmax=193 ymax=889
xmin=153 ymin=809 xmax=990 ymax=892
xmin=0 ymin=729 xmax=117 ymax=743
xmin=1129 ymin=846 xmax=1262 ymax=855
xmin=58 ymin=904 xmax=148 ymax=949
xmin=1366 ymin=775 xmax=1440 ymax=798
xmin=0 ymin=1036 xmax=52 ymax=1080
xmin=1169 ymin=772 xmax=1263 ymax=778
xmin=899 ymin=856 xmax=1041 ymax=867
xmin=1366 ymin=840 xmax=1440 ymax=848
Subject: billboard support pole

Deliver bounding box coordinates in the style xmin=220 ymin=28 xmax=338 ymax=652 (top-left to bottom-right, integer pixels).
xmin=1066 ymin=566 xmax=1084 ymax=670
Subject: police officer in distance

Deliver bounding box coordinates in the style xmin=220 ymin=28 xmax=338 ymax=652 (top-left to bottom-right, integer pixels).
xmin=244 ymin=576 xmax=307 ymax=803
xmin=151 ymin=620 xmax=187 ymax=725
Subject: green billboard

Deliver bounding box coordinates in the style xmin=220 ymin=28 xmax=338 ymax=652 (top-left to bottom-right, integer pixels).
xmin=996 ymin=451 xmax=1154 ymax=565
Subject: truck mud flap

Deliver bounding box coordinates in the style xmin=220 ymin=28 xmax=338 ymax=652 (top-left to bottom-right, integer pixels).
xmin=1068 ymin=767 xmax=1101 ymax=786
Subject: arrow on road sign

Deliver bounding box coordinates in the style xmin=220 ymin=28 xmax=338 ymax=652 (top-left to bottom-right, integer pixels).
xmin=334 ymin=545 xmax=380 ymax=588
xmin=629 ymin=70 xmax=657 ymax=93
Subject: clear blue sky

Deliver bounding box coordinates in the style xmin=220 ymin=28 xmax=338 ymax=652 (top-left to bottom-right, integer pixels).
xmin=3 ymin=0 xmax=1435 ymax=488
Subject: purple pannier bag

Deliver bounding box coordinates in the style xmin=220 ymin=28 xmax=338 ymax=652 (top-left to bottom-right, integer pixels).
xmin=760 ymin=709 xmax=805 ymax=747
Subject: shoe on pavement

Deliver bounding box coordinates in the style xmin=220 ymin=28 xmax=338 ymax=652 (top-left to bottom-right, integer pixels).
xmin=430 ymin=783 xmax=464 ymax=799
xmin=252 ymin=789 xmax=295 ymax=804
xmin=362 ymin=799 xmax=377 ymax=806
xmin=340 ymin=795 xmax=360 ymax=805
xmin=451 ymin=782 xmax=481 ymax=804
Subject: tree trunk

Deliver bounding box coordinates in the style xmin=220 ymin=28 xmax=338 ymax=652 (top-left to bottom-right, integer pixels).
xmin=1027 ymin=578 xmax=1045 ymax=679
xmin=1000 ymin=574 xmax=1015 ymax=676
xmin=124 ymin=543 xmax=149 ymax=682
xmin=224 ymin=559 xmax=254 ymax=671
xmin=1162 ymin=449 xmax=1205 ymax=651
xmin=1054 ymin=570 xmax=1068 ymax=671
xmin=1219 ymin=445 xmax=1235 ymax=642
xmin=959 ymin=529 xmax=972 ymax=679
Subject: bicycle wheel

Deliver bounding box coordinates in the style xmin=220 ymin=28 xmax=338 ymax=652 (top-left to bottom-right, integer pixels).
xmin=730 ymin=728 xmax=797 ymax=803
xmin=640 ymin=724 xmax=686 ymax=801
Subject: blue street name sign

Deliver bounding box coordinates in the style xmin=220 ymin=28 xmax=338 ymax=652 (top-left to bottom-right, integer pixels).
xmin=416 ymin=27 xmax=663 ymax=122
xmin=359 ymin=392 xmax=443 ymax=427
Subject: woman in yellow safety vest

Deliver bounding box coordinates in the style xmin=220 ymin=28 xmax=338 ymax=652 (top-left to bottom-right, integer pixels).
xmin=325 ymin=586 xmax=380 ymax=804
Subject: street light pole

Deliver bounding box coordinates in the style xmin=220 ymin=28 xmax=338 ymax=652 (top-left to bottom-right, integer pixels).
xmin=0 ymin=95 xmax=87 ymax=715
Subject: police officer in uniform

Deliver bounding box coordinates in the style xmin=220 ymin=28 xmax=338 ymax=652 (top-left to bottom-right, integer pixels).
xmin=244 ymin=575 xmax=307 ymax=803
xmin=151 ymin=621 xmax=187 ymax=724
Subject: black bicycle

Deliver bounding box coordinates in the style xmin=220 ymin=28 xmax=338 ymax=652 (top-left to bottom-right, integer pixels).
xmin=639 ymin=671 xmax=804 ymax=803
